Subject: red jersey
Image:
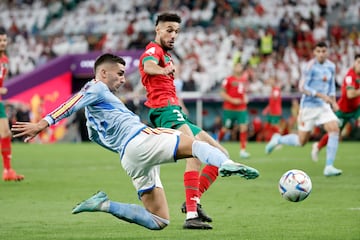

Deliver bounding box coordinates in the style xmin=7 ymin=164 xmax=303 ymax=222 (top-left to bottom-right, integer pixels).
xmin=139 ymin=41 xmax=179 ymax=108
xmin=221 ymin=74 xmax=248 ymax=111
xmin=268 ymin=86 xmax=282 ymax=115
xmin=337 ymin=68 xmax=360 ymax=112
xmin=0 ymin=53 xmax=9 ymax=87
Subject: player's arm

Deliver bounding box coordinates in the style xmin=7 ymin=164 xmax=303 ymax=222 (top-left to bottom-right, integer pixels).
xmin=143 ymin=58 xmax=175 ymax=76
xmin=12 ymin=88 xmax=98 ymax=142
xmin=347 ymin=87 xmax=360 ymax=98
xmin=220 ymin=88 xmax=241 ymax=105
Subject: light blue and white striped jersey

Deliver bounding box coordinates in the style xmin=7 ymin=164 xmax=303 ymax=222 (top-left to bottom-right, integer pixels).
xmin=44 ymin=79 xmax=146 ymax=156
xmin=299 ymin=58 xmax=336 ymax=108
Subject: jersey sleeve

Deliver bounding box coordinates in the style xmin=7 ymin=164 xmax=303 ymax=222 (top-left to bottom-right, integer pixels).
xmin=141 ymin=45 xmax=162 ymax=65
xmin=44 ymin=82 xmax=102 ymax=125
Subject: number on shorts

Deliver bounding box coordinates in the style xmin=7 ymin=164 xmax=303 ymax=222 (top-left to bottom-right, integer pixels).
xmin=173 ymin=109 xmax=185 ymax=122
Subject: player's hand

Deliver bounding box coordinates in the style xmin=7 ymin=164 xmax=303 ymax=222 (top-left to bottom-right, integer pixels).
xmin=11 ymin=121 xmax=48 ymax=143
xmin=232 ymin=98 xmax=241 ymax=105
xmin=163 ymin=65 xmax=175 ymax=76
xmin=331 ymin=102 xmax=339 ymax=112
xmin=0 ymin=87 xmax=8 ymax=95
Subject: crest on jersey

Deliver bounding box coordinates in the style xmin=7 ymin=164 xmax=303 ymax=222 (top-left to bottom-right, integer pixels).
xmin=345 ymin=76 xmax=352 ymax=85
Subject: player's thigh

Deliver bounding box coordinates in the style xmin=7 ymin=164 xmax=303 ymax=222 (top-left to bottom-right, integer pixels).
xmin=323 ymin=120 xmax=340 ymax=133
xmin=297 ymin=130 xmax=312 ymax=146
xmin=141 ymin=187 xmax=169 ymax=220
xmin=237 ymin=110 xmax=249 ymax=125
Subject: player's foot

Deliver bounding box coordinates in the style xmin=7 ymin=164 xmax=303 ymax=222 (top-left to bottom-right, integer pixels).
xmin=72 ymin=191 xmax=109 ymax=214
xmin=183 ymin=217 xmax=213 ymax=230
xmin=3 ymin=169 xmax=24 ymax=181
xmin=311 ymin=142 xmax=319 ymax=162
xmin=265 ymin=133 xmax=281 ymax=154
xmin=323 ymin=165 xmax=342 ymax=177
xmin=240 ymin=150 xmax=250 ymax=159
xmin=219 ymin=162 xmax=259 ymax=179
xmin=181 ymin=202 xmax=212 ymax=222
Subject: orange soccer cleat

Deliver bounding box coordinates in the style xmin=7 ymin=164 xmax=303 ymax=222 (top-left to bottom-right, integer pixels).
xmin=3 ymin=169 xmax=24 ymax=181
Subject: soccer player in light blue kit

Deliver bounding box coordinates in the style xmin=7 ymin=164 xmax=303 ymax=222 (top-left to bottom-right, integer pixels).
xmin=265 ymin=42 xmax=342 ymax=177
xmin=11 ymin=53 xmax=259 ymax=230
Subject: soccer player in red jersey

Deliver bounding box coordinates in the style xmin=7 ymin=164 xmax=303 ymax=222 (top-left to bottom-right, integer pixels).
xmin=139 ymin=13 xmax=237 ymax=229
xmin=0 ymin=27 xmax=24 ymax=181
xmin=262 ymin=76 xmax=283 ymax=140
xmin=311 ymin=53 xmax=360 ymax=161
xmin=218 ymin=62 xmax=251 ymax=158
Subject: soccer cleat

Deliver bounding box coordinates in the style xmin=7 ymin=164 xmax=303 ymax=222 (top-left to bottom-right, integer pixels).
xmin=219 ymin=162 xmax=259 ymax=179
xmin=311 ymin=142 xmax=319 ymax=162
xmin=265 ymin=133 xmax=281 ymax=154
xmin=3 ymin=169 xmax=24 ymax=181
xmin=72 ymin=191 xmax=109 ymax=214
xmin=240 ymin=150 xmax=250 ymax=159
xmin=181 ymin=202 xmax=212 ymax=222
xmin=183 ymin=217 xmax=213 ymax=230
xmin=323 ymin=165 xmax=342 ymax=177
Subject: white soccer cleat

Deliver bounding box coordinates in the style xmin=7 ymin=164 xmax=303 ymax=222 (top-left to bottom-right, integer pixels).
xmin=240 ymin=150 xmax=250 ymax=159
xmin=323 ymin=165 xmax=342 ymax=177
xmin=311 ymin=142 xmax=319 ymax=162
xmin=265 ymin=133 xmax=281 ymax=154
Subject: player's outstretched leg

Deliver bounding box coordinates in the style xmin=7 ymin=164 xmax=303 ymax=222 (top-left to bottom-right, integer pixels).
xmin=311 ymin=142 xmax=319 ymax=162
xmin=191 ymin=140 xmax=259 ymax=179
xmin=72 ymin=191 xmax=108 ymax=214
xmin=265 ymin=133 xmax=281 ymax=154
xmin=218 ymin=162 xmax=259 ymax=179
xmin=72 ymin=191 xmax=169 ymax=230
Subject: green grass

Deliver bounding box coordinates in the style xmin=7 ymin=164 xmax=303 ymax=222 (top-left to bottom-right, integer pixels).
xmin=0 ymin=142 xmax=359 ymax=240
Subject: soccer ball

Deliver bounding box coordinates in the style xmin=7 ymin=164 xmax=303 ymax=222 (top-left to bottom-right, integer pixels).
xmin=278 ymin=169 xmax=312 ymax=202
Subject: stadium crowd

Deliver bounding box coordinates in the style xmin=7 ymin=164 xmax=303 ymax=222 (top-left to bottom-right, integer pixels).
xmin=1 ymin=0 xmax=360 ymax=142
xmin=1 ymin=0 xmax=360 ymax=94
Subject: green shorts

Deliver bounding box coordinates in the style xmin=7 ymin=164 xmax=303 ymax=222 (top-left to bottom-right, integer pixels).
xmin=336 ymin=107 xmax=360 ymax=129
xmin=0 ymin=102 xmax=7 ymax=118
xmin=148 ymin=105 xmax=202 ymax=136
xmin=222 ymin=109 xmax=248 ymax=128
xmin=266 ymin=115 xmax=281 ymax=125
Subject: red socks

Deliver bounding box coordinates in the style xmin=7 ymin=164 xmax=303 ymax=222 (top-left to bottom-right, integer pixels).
xmin=184 ymin=171 xmax=199 ymax=212
xmin=1 ymin=137 xmax=12 ymax=169
xmin=318 ymin=134 xmax=329 ymax=150
xmin=198 ymin=165 xmax=218 ymax=198
xmin=240 ymin=131 xmax=247 ymax=150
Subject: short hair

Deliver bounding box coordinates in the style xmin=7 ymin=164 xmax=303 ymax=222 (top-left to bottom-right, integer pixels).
xmin=355 ymin=53 xmax=360 ymax=60
xmin=0 ymin=27 xmax=6 ymax=35
xmin=315 ymin=41 xmax=327 ymax=48
xmin=155 ymin=12 xmax=181 ymax=26
xmin=93 ymin=53 xmax=126 ymax=74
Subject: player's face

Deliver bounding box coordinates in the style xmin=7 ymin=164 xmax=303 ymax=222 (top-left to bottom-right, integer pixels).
xmin=103 ymin=63 xmax=126 ymax=93
xmin=233 ymin=63 xmax=243 ymax=75
xmin=156 ymin=22 xmax=180 ymax=51
xmin=354 ymin=57 xmax=360 ymax=74
xmin=313 ymin=46 xmax=328 ymax=63
xmin=0 ymin=34 xmax=8 ymax=53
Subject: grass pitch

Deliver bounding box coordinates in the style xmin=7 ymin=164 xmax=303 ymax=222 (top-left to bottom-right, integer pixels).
xmin=0 ymin=141 xmax=359 ymax=240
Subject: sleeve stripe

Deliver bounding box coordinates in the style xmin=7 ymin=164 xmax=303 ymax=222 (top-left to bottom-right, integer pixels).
xmin=50 ymin=94 xmax=83 ymax=119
